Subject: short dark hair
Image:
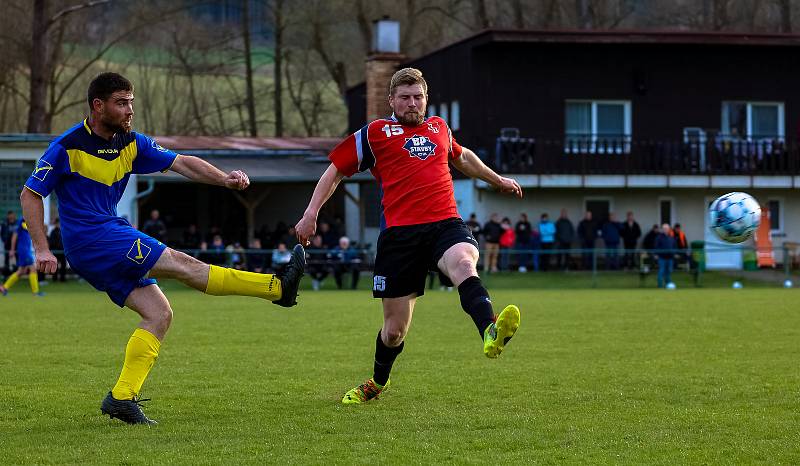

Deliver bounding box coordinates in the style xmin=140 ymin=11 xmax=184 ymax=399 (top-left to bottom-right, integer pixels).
xmin=87 ymin=72 xmax=133 ymax=111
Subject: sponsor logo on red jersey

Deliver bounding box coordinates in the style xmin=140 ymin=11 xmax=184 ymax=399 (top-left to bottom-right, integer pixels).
xmin=402 ymin=135 xmax=437 ymax=160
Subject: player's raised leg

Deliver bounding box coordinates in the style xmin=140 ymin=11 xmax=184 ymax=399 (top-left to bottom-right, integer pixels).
xmin=101 ymin=284 xmax=171 ymax=425
xmin=149 ymin=245 xmax=305 ymax=307
xmin=342 ymin=294 xmax=415 ymax=404
xmin=437 ymin=242 xmax=520 ymax=358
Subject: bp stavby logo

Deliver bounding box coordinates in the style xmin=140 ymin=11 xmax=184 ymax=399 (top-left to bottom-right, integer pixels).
xmin=402 ymin=135 xmax=437 ymax=161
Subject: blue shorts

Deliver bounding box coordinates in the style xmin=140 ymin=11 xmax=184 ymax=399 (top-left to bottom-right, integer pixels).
xmin=17 ymin=251 xmax=34 ymax=267
xmin=66 ymin=228 xmax=167 ymax=307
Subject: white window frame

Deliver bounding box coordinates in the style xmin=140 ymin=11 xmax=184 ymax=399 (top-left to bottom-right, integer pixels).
xmin=720 ymin=101 xmax=785 ymax=141
xmin=657 ymin=196 xmax=676 ymax=227
xmin=565 ymin=99 xmax=632 ymax=154
xmin=451 ymin=100 xmax=460 ymax=131
xmin=767 ymin=197 xmax=784 ymax=234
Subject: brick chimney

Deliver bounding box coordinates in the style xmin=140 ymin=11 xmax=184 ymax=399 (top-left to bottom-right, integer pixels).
xmin=366 ymin=18 xmax=405 ymax=122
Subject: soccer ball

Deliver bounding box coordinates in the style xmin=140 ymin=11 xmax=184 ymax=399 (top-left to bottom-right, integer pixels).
xmin=708 ymin=192 xmax=761 ymax=243
xmin=784 ymin=279 xmax=793 ymax=289
xmin=666 ymin=282 xmax=676 ymax=290
xmin=732 ymin=281 xmax=743 ymax=289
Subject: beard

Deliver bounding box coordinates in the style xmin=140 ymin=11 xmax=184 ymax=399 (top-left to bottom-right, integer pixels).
xmin=102 ymin=115 xmax=132 ymax=134
xmin=396 ymin=109 xmax=424 ymax=126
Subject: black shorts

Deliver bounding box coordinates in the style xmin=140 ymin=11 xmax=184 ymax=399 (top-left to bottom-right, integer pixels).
xmin=372 ymin=217 xmax=479 ymax=298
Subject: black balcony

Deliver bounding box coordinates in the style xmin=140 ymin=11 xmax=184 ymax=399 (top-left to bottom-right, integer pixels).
xmin=491 ymin=135 xmax=800 ymax=176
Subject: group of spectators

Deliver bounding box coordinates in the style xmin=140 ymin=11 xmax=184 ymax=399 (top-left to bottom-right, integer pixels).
xmin=465 ymin=210 xmax=690 ymax=276
xmin=135 ymin=209 xmax=364 ymax=291
xmin=3 ymin=205 xmax=691 ymax=290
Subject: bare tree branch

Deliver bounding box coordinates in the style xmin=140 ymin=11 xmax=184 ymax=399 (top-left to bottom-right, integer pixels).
xmin=47 ymin=0 xmax=112 ymax=31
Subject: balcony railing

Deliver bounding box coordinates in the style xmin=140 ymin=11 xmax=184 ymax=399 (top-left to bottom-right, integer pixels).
xmin=491 ymin=135 xmax=799 ymax=175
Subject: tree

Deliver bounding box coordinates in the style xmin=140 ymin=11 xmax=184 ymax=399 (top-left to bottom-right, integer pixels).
xmin=242 ymin=0 xmax=258 ymax=136
xmin=27 ymin=0 xmax=111 ymax=133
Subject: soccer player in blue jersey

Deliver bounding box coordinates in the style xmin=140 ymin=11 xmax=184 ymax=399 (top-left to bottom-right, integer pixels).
xmin=20 ymin=72 xmax=305 ymax=425
xmin=0 ymin=217 xmax=42 ymax=296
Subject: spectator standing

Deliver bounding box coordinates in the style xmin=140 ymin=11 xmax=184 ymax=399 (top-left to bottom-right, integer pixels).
xmin=555 ymin=209 xmax=575 ymax=270
xmin=482 ymin=213 xmax=502 ymax=273
xmin=48 ymin=218 xmax=67 ymax=282
xmin=318 ymin=221 xmax=339 ymax=249
xmin=141 ymin=209 xmax=167 ymax=242
xmin=465 ymin=213 xmax=482 ymax=240
xmin=205 ymin=234 xmax=227 ymax=266
xmin=280 ymin=226 xmax=299 ymax=247
xmin=601 ymin=213 xmax=622 ymax=270
xmin=1 ymin=210 xmax=18 ymax=273
xmin=672 ymin=223 xmax=689 ymax=267
xmin=538 ymin=213 xmax=556 ymax=271
xmin=655 ymin=223 xmax=677 ymax=288
xmin=499 ymin=217 xmax=515 ymax=271
xmin=642 ymin=224 xmax=660 ymax=269
xmin=331 ymin=236 xmax=361 ymax=289
xmin=514 ymin=213 xmax=532 ymax=272
xmin=620 ymin=212 xmax=642 ymax=270
xmin=577 ymin=211 xmax=598 ymax=270
xmin=306 ymin=235 xmax=330 ymax=291
xmin=182 ymin=224 xmax=202 ymax=251
xmin=228 ymin=242 xmax=247 ymax=270
xmin=246 ymin=238 xmax=269 ymax=273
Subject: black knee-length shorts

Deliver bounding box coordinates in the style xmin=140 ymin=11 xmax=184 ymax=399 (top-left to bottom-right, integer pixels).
xmin=372 ymin=217 xmax=479 ymax=298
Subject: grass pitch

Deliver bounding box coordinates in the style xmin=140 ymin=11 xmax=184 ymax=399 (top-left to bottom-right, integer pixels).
xmin=1 ymin=279 xmax=799 ymax=464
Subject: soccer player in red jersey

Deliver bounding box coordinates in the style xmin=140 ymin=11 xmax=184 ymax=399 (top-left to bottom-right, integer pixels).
xmin=295 ymin=68 xmax=523 ymax=404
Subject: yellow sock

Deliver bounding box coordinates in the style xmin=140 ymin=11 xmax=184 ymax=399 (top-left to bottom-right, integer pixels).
xmin=3 ymin=271 xmax=19 ymax=290
xmin=111 ymin=328 xmax=161 ymax=400
xmin=29 ymin=272 xmax=39 ymax=294
xmin=205 ymin=265 xmax=282 ymax=300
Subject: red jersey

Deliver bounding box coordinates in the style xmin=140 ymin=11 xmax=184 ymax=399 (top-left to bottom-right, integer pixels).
xmin=329 ymin=115 xmax=463 ymax=228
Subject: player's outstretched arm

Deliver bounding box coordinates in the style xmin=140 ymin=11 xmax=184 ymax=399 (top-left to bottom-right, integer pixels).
xmin=170 ymin=154 xmax=250 ymax=190
xmin=295 ymin=163 xmax=345 ymax=246
xmin=19 ymin=187 xmax=58 ymax=274
xmin=451 ymin=147 xmax=522 ymax=198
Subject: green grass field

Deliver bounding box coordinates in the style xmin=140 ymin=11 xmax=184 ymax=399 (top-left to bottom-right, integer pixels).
xmin=1 ymin=279 xmax=799 ymax=464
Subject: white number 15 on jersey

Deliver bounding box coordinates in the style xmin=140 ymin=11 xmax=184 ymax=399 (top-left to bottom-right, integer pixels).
xmin=382 ymin=124 xmax=404 ymax=137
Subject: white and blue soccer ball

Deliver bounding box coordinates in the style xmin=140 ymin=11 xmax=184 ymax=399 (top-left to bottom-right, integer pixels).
xmin=784 ymin=279 xmax=793 ymax=289
xmin=709 ymin=192 xmax=761 ymax=243
xmin=666 ymin=282 xmax=677 ymax=290
xmin=732 ymin=281 xmax=743 ymax=289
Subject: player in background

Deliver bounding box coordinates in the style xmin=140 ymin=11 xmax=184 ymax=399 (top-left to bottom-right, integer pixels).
xmin=295 ymin=68 xmax=523 ymax=404
xmin=0 ymin=217 xmax=42 ymax=296
xmin=21 ymin=72 xmax=305 ymax=425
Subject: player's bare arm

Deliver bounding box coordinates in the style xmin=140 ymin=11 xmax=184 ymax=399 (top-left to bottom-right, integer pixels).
xmin=169 ymin=154 xmax=250 ymax=190
xmin=451 ymin=147 xmax=522 ymax=198
xmin=295 ymin=163 xmax=346 ymax=246
xmin=19 ymin=187 xmax=58 ymax=274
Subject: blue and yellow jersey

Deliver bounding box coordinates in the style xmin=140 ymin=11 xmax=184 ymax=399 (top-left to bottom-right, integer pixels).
xmin=15 ymin=218 xmax=33 ymax=257
xmin=24 ymin=119 xmax=177 ymax=252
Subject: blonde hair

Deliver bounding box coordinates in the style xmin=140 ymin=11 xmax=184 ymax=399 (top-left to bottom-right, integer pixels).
xmin=389 ymin=67 xmax=428 ymax=96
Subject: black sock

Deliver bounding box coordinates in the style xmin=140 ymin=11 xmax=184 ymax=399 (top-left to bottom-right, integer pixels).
xmin=458 ymin=276 xmax=496 ymax=338
xmin=373 ymin=330 xmax=403 ymax=386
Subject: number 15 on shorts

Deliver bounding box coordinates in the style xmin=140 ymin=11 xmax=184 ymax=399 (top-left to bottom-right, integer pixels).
xmin=373 ymin=275 xmax=386 ymax=292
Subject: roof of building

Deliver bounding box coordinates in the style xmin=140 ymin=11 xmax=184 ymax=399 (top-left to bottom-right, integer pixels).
xmin=415 ymin=28 xmax=800 ymax=61
xmin=141 ymin=156 xmax=371 ymax=183
xmin=347 ymin=28 xmax=800 ymax=92
xmin=0 ymin=133 xmax=340 ymax=155
xmin=154 ymin=135 xmax=340 ymax=153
